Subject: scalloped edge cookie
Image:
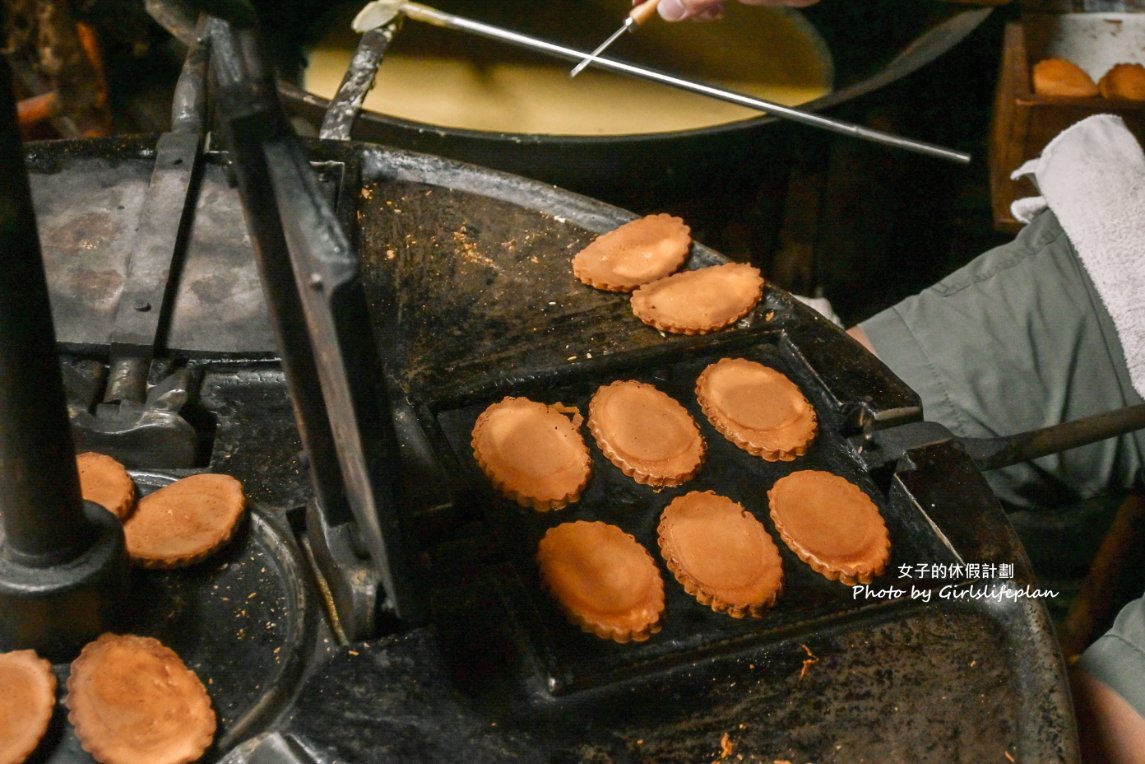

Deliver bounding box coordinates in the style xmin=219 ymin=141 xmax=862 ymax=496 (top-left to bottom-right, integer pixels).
xmin=77 ymin=452 xmax=136 ymax=520
xmin=67 ymin=634 xmax=216 ymax=764
xmin=588 ymin=380 xmax=706 ymax=487
xmin=658 ymin=491 xmax=783 ymax=618
xmin=695 ymin=357 xmax=817 ymax=461
xmin=0 ymin=649 xmax=56 ymax=764
xmin=472 ymin=397 xmax=592 ymax=511
xmin=122 ymin=473 xmax=246 ymax=569
xmin=631 ymin=263 xmax=764 ymax=334
xmin=537 ymin=520 xmax=665 ymax=643
xmin=572 ymin=213 xmax=691 ymax=292
xmin=767 ymin=470 xmax=890 ymax=585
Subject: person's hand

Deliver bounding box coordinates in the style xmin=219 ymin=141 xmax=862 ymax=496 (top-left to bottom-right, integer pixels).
xmin=655 ymin=0 xmax=820 ymax=22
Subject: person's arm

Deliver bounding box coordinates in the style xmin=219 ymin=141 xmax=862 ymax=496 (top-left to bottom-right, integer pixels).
xmin=655 ymin=0 xmax=819 ymax=22
xmin=1071 ymin=666 xmax=1145 ymax=763
xmin=846 ymin=325 xmax=877 ymax=356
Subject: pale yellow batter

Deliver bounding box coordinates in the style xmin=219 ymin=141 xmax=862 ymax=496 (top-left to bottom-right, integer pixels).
xmin=302 ymin=2 xmax=833 ymax=136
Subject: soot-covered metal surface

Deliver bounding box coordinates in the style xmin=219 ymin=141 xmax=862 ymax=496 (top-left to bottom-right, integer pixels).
xmin=26 ymin=136 xmax=1076 ymax=761
xmin=35 ymin=470 xmax=318 ymax=763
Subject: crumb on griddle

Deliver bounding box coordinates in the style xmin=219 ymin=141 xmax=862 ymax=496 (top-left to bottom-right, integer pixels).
xmin=799 ymin=643 xmax=819 ymax=680
xmin=717 ymin=731 xmax=736 ymax=760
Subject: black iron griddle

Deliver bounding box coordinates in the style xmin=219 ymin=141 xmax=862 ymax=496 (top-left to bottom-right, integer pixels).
xmin=424 ymin=327 xmax=962 ymax=696
xmin=23 ymin=126 xmax=1075 ymax=764
xmin=5 ymin=15 xmax=1089 ymax=764
xmin=26 ymin=109 xmax=1075 ymax=764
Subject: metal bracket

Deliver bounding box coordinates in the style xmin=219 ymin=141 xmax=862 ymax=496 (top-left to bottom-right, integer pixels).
xmin=68 ymin=360 xmax=199 ymax=469
xmin=320 ymin=18 xmax=402 ymax=142
xmin=75 ymin=38 xmax=209 ymax=468
xmin=851 ymin=404 xmax=1145 ymax=475
xmin=849 ymin=419 xmax=957 ymax=474
xmin=305 ymin=500 xmax=382 ymax=642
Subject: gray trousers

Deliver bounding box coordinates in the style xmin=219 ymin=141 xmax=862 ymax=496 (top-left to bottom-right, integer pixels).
xmin=859 ymin=208 xmax=1145 ymax=715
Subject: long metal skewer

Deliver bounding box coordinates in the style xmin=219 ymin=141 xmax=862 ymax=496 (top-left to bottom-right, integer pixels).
xmin=353 ymin=1 xmax=971 ymax=164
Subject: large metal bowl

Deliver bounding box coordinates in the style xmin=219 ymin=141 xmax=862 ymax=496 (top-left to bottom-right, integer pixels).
xmin=272 ymin=0 xmax=993 ymax=206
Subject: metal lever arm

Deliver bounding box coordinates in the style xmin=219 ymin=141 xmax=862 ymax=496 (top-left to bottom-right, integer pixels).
xmin=206 ymin=18 xmax=426 ymax=632
xmin=961 ymin=404 xmax=1145 ymax=472
xmin=853 ymin=404 xmax=1145 ymax=474
xmin=321 ymin=18 xmax=403 ymax=141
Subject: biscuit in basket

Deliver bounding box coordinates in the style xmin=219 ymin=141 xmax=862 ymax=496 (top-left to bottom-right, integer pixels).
xmin=1032 ymin=58 xmax=1099 ymax=97
xmin=1098 ymin=62 xmax=1145 ymax=102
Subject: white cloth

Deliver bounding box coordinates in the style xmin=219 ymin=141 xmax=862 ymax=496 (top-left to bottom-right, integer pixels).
xmin=1009 ymin=115 xmax=1145 ymax=398
xmin=792 ymin=294 xmax=842 ymax=327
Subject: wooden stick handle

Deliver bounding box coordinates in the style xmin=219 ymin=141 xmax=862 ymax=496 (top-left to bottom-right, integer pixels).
xmin=629 ymin=0 xmax=662 ymax=27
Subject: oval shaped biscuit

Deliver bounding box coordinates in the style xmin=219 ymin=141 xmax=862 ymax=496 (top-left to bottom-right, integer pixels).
xmin=631 ymin=263 xmax=764 ymax=334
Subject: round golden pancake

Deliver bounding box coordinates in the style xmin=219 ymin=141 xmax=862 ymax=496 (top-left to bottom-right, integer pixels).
xmin=0 ymin=649 xmax=56 ymax=764
xmin=472 ymin=397 xmax=592 ymax=511
xmin=537 ymin=521 xmax=665 ymax=643
xmin=695 ymin=357 xmax=817 ymax=461
xmin=588 ymin=380 xmax=706 ymax=486
xmin=66 ymin=634 xmax=216 ymax=764
xmin=658 ymin=491 xmax=783 ymax=618
xmin=630 ymin=263 xmax=764 ymax=334
xmin=573 ymin=214 xmax=691 ymax=292
xmin=768 ymin=470 xmax=890 ymax=585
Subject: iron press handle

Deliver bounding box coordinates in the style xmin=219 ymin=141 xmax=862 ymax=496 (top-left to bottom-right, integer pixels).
xmin=853 ymin=404 xmax=1145 ymax=474
xmin=204 ymin=17 xmax=427 ymax=635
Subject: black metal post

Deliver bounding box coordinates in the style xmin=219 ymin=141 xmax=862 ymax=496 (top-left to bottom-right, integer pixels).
xmin=0 ymin=100 xmax=85 ymax=565
xmin=0 ymin=55 xmax=127 ymax=661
